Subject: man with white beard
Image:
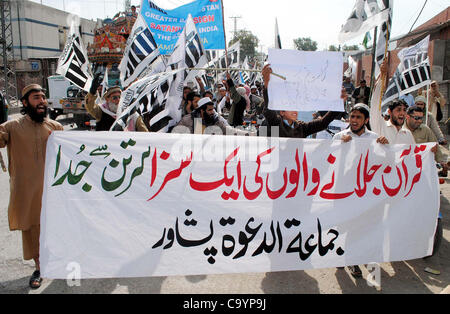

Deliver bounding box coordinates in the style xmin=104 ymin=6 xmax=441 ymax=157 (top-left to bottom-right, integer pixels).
xmin=85 ymin=75 xmax=148 ymax=132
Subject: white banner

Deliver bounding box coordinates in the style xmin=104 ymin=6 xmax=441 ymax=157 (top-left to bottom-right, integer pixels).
xmin=268 ymin=49 xmax=344 ymax=112
xmin=41 ymin=132 xmax=439 ymax=279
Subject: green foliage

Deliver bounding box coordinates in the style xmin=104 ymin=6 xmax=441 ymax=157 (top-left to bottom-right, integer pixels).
xmin=229 ymin=30 xmax=259 ymax=63
xmin=343 ymin=44 xmax=360 ymax=51
xmin=293 ymin=37 xmax=318 ymax=51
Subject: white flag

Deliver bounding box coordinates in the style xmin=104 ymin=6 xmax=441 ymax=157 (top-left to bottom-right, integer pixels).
xmin=111 ymin=69 xmax=185 ymax=132
xmin=374 ymin=0 xmax=393 ymax=78
xmin=101 ymin=67 xmax=109 ymax=97
xmin=219 ymin=41 xmax=240 ymax=69
xmin=382 ymin=36 xmax=431 ymax=107
xmin=345 ymin=56 xmax=357 ymax=81
xmin=166 ymin=14 xmax=208 ymax=83
xmin=119 ymin=14 xmax=161 ymax=88
xmin=339 ymin=0 xmax=390 ymax=43
xmin=56 ymin=19 xmax=93 ymax=91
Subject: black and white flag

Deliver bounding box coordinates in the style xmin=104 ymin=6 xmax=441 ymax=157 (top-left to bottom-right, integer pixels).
xmin=119 ymin=14 xmax=161 ymax=88
xmin=166 ymin=14 xmax=208 ymax=83
xmin=217 ymin=41 xmax=240 ymax=69
xmin=374 ymin=0 xmax=393 ymax=77
xmin=339 ymin=0 xmax=390 ymax=43
xmin=275 ymin=18 xmax=282 ymax=49
xmin=56 ymin=20 xmax=93 ymax=91
xmin=382 ymin=36 xmax=431 ymax=107
xmin=111 ymin=69 xmax=185 ymax=132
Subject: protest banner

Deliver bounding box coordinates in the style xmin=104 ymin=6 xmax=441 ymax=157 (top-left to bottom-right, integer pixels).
xmin=141 ymin=0 xmax=226 ymax=55
xmin=41 ymin=132 xmax=439 ymax=279
xmin=267 ymin=49 xmax=344 ymax=112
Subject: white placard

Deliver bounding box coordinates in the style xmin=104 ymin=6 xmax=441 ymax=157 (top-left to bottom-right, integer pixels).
xmin=268 ymin=49 xmax=344 ymax=112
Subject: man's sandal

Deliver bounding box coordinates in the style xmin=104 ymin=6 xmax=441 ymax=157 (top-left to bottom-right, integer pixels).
xmin=29 ymin=270 xmax=42 ymax=289
xmin=348 ymin=265 xmax=362 ymax=278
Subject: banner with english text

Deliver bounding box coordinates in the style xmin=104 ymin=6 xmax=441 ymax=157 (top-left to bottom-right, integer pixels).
xmin=40 ymin=132 xmax=439 ymax=279
xmin=142 ymin=0 xmax=225 ymax=55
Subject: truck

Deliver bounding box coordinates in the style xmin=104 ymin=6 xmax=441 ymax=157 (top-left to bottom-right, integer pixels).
xmin=47 ymin=75 xmax=91 ymax=128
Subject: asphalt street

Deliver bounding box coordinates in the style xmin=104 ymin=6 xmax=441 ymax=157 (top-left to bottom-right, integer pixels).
xmin=0 ymin=113 xmax=449 ymax=294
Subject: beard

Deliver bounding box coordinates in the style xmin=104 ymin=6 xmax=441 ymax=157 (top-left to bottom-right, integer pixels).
xmin=26 ymin=105 xmax=47 ymax=123
xmin=391 ymin=116 xmax=404 ymax=127
xmin=203 ymin=112 xmax=218 ymax=126
xmin=351 ymin=125 xmax=365 ymax=135
xmin=108 ymin=102 xmax=118 ymax=113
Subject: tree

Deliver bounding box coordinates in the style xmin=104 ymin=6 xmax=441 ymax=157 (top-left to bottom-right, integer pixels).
xmin=328 ymin=45 xmax=340 ymax=51
xmin=229 ymin=30 xmax=259 ymax=63
xmin=343 ymin=44 xmax=360 ymax=51
xmin=293 ymin=37 xmax=318 ymax=51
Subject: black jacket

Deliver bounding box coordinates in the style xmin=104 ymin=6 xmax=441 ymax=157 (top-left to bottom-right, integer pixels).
xmin=262 ymin=88 xmax=340 ymax=138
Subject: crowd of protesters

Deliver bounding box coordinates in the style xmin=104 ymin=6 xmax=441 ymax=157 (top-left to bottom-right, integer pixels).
xmin=0 ymin=55 xmax=448 ymax=289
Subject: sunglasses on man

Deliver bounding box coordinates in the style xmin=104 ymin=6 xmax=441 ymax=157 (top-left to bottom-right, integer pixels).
xmin=409 ymin=115 xmax=423 ymax=121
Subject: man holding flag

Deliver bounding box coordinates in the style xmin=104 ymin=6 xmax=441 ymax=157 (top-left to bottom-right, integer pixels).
xmin=86 ymin=74 xmax=149 ymax=132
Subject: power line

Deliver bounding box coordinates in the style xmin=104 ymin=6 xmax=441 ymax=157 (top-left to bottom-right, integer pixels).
xmin=409 ymin=0 xmax=428 ymax=33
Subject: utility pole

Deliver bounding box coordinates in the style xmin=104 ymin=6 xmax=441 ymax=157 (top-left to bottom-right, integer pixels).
xmin=229 ymin=16 xmax=241 ymax=40
xmin=124 ymin=0 xmax=131 ymax=12
xmin=0 ymin=0 xmax=18 ymax=106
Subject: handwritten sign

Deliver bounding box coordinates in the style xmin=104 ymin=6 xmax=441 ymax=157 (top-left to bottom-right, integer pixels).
xmin=267 ymin=49 xmax=344 ymax=112
xmin=40 ymin=132 xmax=439 ymax=279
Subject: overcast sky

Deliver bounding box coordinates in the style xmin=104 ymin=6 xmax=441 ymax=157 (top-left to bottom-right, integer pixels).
xmin=32 ymin=0 xmax=449 ymax=51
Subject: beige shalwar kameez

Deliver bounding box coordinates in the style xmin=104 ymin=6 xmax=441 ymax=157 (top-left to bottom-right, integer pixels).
xmin=0 ymin=115 xmax=63 ymax=260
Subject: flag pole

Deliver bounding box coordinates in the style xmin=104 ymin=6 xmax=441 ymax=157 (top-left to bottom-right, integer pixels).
xmin=0 ymin=151 xmax=6 ymax=172
xmin=378 ymin=23 xmax=391 ymax=110
xmin=369 ymin=26 xmax=378 ymax=102
xmin=189 ymin=67 xmax=286 ymax=80
xmin=220 ymin=0 xmax=229 ymax=69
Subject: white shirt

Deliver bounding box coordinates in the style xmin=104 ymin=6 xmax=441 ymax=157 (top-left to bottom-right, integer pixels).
xmin=369 ymin=76 xmax=416 ymax=146
xmin=382 ymin=120 xmax=416 ymax=145
xmin=333 ymin=127 xmax=379 ymax=140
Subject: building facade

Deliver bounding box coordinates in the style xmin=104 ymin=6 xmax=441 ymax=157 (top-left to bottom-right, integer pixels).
xmin=9 ymin=0 xmax=100 ymax=98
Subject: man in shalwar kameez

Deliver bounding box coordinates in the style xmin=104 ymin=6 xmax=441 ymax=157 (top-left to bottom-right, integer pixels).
xmin=0 ymin=84 xmax=63 ymax=289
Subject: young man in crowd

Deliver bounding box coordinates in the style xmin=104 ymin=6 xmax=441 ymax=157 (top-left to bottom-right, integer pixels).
xmin=352 ymin=79 xmax=371 ymax=105
xmin=333 ymin=104 xmax=388 ymax=144
xmin=261 ymin=64 xmax=346 ymax=138
xmin=414 ymin=95 xmax=447 ymax=146
xmin=405 ymin=105 xmax=444 ymax=173
xmin=173 ymin=97 xmax=251 ymax=136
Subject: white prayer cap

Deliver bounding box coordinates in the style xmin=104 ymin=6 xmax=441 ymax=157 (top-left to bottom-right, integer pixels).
xmin=415 ymin=95 xmax=427 ymax=104
xmin=352 ymin=103 xmax=370 ymax=116
xmin=197 ymin=97 xmax=214 ymax=109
